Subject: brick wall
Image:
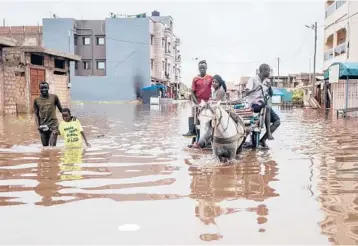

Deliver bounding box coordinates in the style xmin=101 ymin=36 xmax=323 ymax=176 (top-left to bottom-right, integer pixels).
xmin=3 ymin=67 xmax=27 ymax=114
xmin=0 ymin=68 xmax=3 ymax=115
xmin=0 ymin=26 xmax=43 ymax=46
xmin=0 ymin=48 xmax=71 ymax=115
xmin=51 ymin=74 xmax=70 ymax=108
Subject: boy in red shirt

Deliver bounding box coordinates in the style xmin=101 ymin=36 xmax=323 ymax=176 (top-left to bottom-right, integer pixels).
xmin=182 ymin=60 xmax=213 ymax=137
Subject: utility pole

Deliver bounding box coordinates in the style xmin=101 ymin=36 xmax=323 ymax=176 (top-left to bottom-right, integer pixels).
xmin=305 ymin=22 xmax=317 ymax=96
xmin=313 ymin=21 xmax=317 ymax=97
xmin=277 ymin=57 xmax=280 ymax=87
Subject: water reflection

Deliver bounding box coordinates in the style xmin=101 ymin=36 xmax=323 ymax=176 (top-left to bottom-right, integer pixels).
xmin=1 ymin=103 xmax=358 ymax=244
xmin=189 ymin=151 xmax=279 ymax=241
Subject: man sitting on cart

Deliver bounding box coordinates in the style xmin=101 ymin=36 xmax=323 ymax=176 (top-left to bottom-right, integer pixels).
xmin=244 ymin=64 xmax=280 ymax=149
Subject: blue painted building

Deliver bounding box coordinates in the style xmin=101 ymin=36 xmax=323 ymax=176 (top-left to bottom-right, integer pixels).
xmin=42 ymin=17 xmax=153 ymax=101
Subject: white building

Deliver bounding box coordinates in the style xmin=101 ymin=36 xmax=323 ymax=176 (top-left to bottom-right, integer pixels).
xmin=324 ymin=0 xmax=357 ymax=70
xmin=150 ymin=11 xmax=181 ymax=94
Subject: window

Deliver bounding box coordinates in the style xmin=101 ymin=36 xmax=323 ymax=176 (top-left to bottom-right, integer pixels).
xmin=96 ymin=37 xmax=105 ymax=45
xmin=31 ymin=54 xmax=44 ymax=66
xmin=97 ymin=61 xmax=105 ymax=70
xmin=151 ymin=59 xmax=154 ymax=70
xmin=162 ymin=38 xmax=165 ymax=47
xmin=75 ymin=61 xmax=78 ymax=69
xmin=54 ymin=59 xmax=65 ymax=69
xmin=162 ymin=61 xmax=165 ymax=70
xmin=168 ymin=42 xmax=171 ymax=53
xmin=83 ymin=37 xmax=91 ymax=45
xmin=83 ymin=61 xmax=91 ymax=70
xmin=74 ymin=35 xmax=78 ymax=45
xmin=150 ymin=35 xmax=154 ymax=45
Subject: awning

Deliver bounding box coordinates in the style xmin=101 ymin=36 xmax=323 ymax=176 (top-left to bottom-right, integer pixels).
xmin=324 ymin=62 xmax=358 ymax=80
xmin=141 ymin=84 xmax=166 ymax=91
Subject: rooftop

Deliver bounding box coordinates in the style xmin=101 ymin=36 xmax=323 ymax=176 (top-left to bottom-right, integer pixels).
xmin=0 ymin=36 xmax=17 ymax=47
xmin=5 ymin=46 xmax=81 ymax=61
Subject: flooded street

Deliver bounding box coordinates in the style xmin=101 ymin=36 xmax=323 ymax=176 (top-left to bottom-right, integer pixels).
xmin=1 ymin=102 xmax=358 ymax=245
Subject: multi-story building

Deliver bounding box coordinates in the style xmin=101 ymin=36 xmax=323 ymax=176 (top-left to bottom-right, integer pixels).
xmin=41 ymin=11 xmax=182 ymax=101
xmin=0 ymin=11 xmax=182 ymax=101
xmin=323 ymin=0 xmax=357 ymax=70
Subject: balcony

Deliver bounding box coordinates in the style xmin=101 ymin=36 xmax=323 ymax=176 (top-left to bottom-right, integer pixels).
xmin=334 ymin=42 xmax=346 ymax=56
xmin=164 ymin=26 xmax=173 ymax=37
xmin=325 ymin=0 xmax=346 ymax=18
xmin=175 ymin=55 xmax=181 ymax=63
xmin=324 ymin=49 xmax=334 ymax=61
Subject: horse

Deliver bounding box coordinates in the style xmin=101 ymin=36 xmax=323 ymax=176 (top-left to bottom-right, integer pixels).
xmin=197 ymin=101 xmax=246 ymax=162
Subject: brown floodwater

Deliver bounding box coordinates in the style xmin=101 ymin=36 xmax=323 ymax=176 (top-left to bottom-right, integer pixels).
xmin=0 ymin=102 xmax=358 ymax=244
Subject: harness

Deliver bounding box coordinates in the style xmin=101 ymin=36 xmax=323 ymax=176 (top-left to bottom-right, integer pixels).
xmin=198 ymin=104 xmax=245 ymax=145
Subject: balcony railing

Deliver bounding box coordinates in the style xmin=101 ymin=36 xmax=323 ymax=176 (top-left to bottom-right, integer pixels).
xmin=325 ymin=0 xmax=346 ymax=18
xmin=324 ymin=49 xmax=334 ymax=61
xmin=334 ymin=42 xmax=346 ymax=56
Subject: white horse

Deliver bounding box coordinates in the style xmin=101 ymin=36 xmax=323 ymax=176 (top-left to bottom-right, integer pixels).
xmin=197 ymin=101 xmax=246 ymax=162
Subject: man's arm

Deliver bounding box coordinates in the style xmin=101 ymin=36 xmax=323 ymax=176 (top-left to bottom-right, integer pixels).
xmin=54 ymin=95 xmax=63 ymax=113
xmin=33 ymin=99 xmax=40 ymax=128
xmin=243 ymin=78 xmax=255 ymax=97
xmin=191 ymin=78 xmax=198 ymax=104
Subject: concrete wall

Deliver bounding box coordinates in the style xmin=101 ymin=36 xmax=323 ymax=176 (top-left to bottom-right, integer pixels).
xmin=43 ymin=18 xmax=76 ymax=54
xmin=70 ymin=76 xmax=135 ymax=101
xmin=105 ymin=18 xmax=150 ymax=81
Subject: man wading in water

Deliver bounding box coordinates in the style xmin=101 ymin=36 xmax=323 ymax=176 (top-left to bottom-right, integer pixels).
xmin=34 ymin=81 xmax=63 ymax=147
xmin=245 ymin=64 xmax=280 ymax=148
xmin=182 ymin=60 xmax=213 ymax=139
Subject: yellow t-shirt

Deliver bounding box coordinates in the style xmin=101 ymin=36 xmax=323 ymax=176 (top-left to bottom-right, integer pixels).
xmin=59 ymin=119 xmax=84 ymax=148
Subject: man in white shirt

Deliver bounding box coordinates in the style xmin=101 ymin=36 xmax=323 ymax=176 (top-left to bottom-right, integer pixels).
xmin=244 ymin=64 xmax=280 ymax=148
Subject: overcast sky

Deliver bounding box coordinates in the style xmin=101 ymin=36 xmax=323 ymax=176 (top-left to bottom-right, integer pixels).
xmin=1 ymin=0 xmax=325 ymax=85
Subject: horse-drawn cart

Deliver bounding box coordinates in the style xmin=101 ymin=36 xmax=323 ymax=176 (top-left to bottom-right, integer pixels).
xmin=190 ymin=102 xmax=266 ymax=149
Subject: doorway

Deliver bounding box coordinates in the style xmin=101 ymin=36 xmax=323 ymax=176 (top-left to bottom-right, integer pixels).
xmin=30 ymin=68 xmax=45 ymax=111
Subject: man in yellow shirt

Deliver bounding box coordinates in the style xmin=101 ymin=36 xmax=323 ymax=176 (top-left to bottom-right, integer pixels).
xmin=57 ymin=108 xmax=91 ymax=148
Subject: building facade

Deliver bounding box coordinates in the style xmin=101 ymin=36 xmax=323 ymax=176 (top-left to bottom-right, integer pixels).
xmin=40 ymin=11 xmax=182 ymax=101
xmin=0 ymin=37 xmax=80 ymax=115
xmin=323 ymin=0 xmax=357 ymax=70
